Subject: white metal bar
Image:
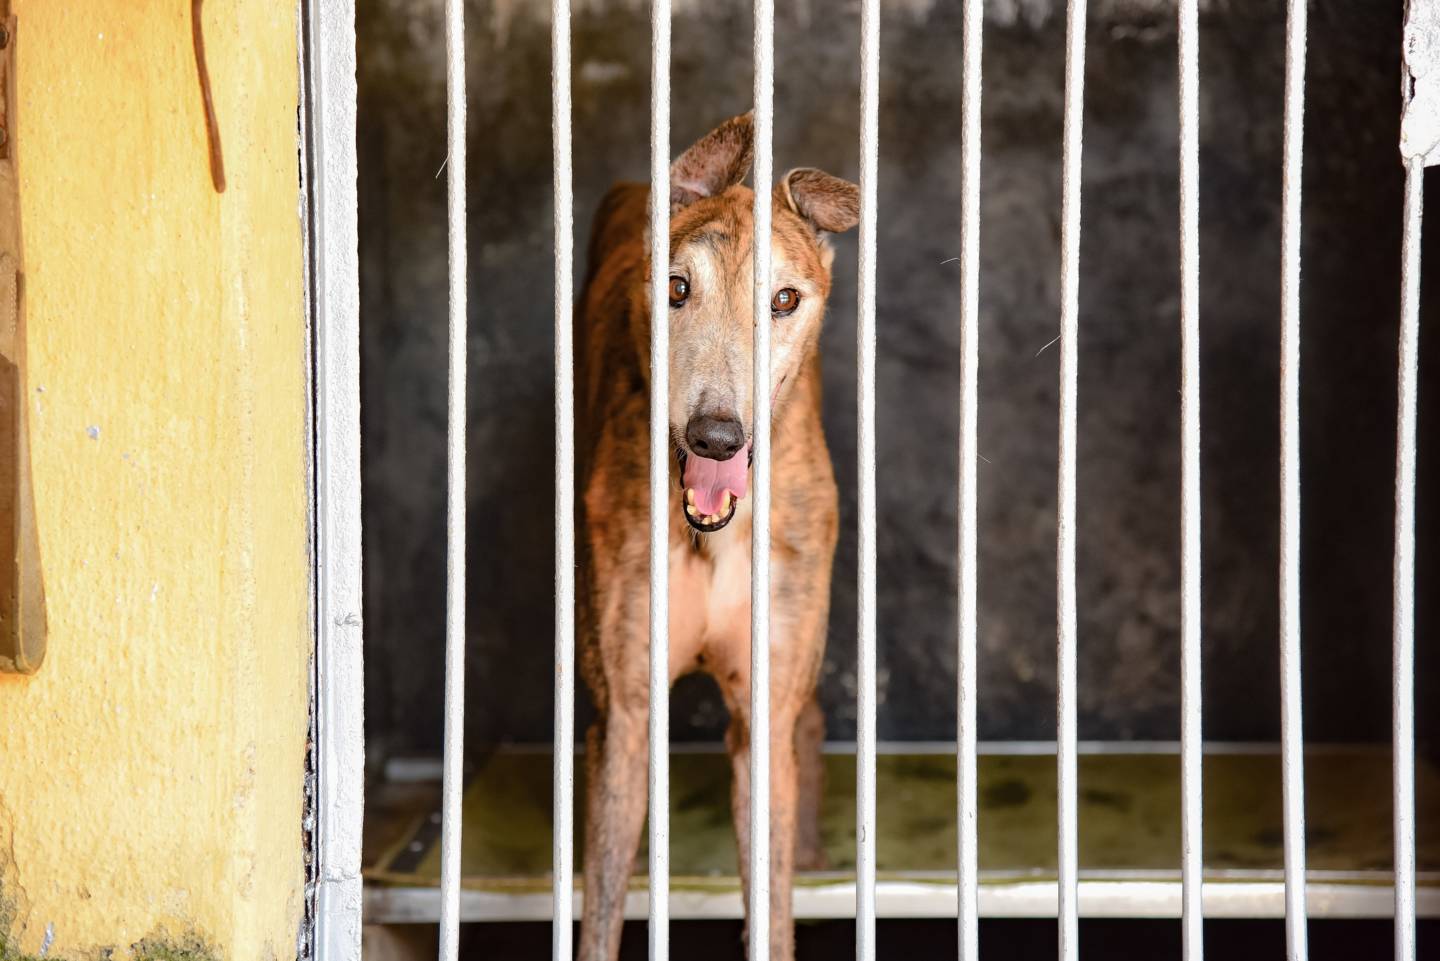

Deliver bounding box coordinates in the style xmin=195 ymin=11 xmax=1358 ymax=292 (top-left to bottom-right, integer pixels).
xmin=846 ymin=0 xmax=881 ymax=956
xmin=438 ymin=0 xmax=468 ymax=954
xmin=1392 ymin=157 xmax=1422 ymax=961
xmin=1278 ymin=0 xmax=1308 ymax=957
xmin=1176 ymin=0 xmax=1203 ymax=958
xmin=750 ymin=0 xmax=774 ymax=955
xmin=856 ymin=0 xmax=879 ymax=956
xmin=649 ymin=0 xmax=672 ymax=957
xmin=303 ymin=0 xmax=364 ymax=957
xmin=1057 ymin=0 xmax=1087 ymax=957
xmin=1395 ymin=4 xmax=1440 ymax=949
xmin=385 ymin=738 xmax=1400 ymax=762
xmin=956 ymin=0 xmax=983 ymax=957
xmin=368 ymin=877 xmax=1440 ymax=925
xmin=552 ymin=0 xmax=576 ymax=956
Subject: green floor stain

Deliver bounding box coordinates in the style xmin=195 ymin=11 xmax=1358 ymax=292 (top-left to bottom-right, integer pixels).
xmin=366 ymin=749 xmax=1440 ymax=892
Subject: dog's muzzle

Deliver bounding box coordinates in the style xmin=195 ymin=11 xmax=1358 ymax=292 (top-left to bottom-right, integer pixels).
xmin=676 ymin=444 xmax=750 ymax=534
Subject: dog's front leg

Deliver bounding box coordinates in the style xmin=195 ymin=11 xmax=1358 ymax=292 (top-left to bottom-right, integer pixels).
xmin=793 ymin=692 xmax=828 ymax=871
xmin=579 ymin=702 xmax=648 ymax=961
xmin=727 ymin=703 xmax=801 ymax=961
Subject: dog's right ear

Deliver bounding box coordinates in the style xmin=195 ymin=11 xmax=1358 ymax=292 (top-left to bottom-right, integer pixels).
xmin=670 ymin=112 xmax=754 ymax=210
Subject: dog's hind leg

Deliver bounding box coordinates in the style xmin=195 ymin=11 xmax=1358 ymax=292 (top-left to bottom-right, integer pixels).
xmin=793 ymin=692 xmax=828 ymax=872
xmin=578 ymin=705 xmax=648 ymax=961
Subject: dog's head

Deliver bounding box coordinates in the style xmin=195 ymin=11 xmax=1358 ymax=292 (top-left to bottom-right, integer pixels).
xmin=649 ymin=113 xmax=859 ymax=534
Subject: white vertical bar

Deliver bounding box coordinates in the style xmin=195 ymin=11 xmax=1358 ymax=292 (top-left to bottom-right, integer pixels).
xmin=1057 ymin=0 xmax=1087 ymax=957
xmin=303 ymin=1 xmax=364 ymax=958
xmin=649 ymin=0 xmax=672 ymax=958
xmin=1278 ymin=0 xmax=1308 ymax=957
xmin=438 ymin=0 xmax=468 ymax=954
xmin=856 ymin=0 xmax=880 ymax=955
xmin=552 ymin=0 xmax=576 ymax=956
xmin=1392 ymin=158 xmax=1422 ymax=961
xmin=750 ymin=0 xmax=774 ymax=955
xmin=1177 ymin=0 xmax=1204 ymax=958
xmin=956 ymin=0 xmax=983 ymax=956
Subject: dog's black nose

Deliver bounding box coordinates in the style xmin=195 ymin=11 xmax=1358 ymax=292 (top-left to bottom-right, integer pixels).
xmin=686 ymin=413 xmax=745 ymax=460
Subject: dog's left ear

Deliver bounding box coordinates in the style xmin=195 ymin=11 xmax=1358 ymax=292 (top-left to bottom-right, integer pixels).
xmin=775 ymin=167 xmax=861 ymax=234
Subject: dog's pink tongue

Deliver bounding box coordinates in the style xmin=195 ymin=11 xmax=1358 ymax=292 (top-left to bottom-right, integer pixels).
xmin=684 ymin=447 xmax=750 ymax=516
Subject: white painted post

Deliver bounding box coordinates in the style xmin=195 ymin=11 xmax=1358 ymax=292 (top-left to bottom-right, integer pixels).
xmin=303 ymin=0 xmax=365 ymax=957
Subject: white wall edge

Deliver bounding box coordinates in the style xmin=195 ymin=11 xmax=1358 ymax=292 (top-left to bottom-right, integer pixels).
xmin=302 ymin=0 xmax=365 ymax=958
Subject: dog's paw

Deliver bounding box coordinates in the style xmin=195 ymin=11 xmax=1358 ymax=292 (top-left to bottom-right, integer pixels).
xmin=795 ymin=842 xmax=830 ymax=873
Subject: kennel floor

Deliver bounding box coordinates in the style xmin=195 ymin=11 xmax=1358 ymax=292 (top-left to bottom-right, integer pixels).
xmin=362 ymin=744 xmax=1440 ymax=922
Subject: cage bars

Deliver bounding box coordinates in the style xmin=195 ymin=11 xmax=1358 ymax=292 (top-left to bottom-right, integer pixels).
xmin=648 ymin=0 xmax=674 ymax=958
xmin=400 ymin=2 xmax=1438 ymax=959
xmin=1278 ymin=1 xmax=1310 ymax=956
xmin=956 ymin=0 xmax=983 ymax=956
xmin=855 ymin=0 xmax=880 ymax=956
xmin=1177 ymin=0 xmax=1204 ymax=957
xmin=553 ymin=0 xmax=578 ymax=956
xmin=1392 ymin=155 xmax=1422 ymax=961
xmin=437 ymin=0 xmax=469 ymax=955
xmin=1056 ymin=0 xmax=1088 ymax=955
xmin=749 ymin=1 xmax=776 ymax=957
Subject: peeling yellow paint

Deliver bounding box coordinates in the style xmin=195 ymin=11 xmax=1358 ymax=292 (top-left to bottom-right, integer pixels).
xmin=0 ymin=2 xmax=308 ymax=959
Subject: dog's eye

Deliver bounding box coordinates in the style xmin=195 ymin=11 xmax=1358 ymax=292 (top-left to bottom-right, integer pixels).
xmin=669 ymin=276 xmax=690 ymax=307
xmin=771 ymin=287 xmax=800 ymax=316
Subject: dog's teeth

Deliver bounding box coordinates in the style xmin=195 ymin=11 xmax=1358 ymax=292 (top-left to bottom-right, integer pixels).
xmin=686 ymin=489 xmax=696 ymax=506
xmin=721 ymin=492 xmax=732 ymax=511
xmin=705 ymin=514 xmax=719 ymax=525
xmin=687 ymin=505 xmax=699 ymax=518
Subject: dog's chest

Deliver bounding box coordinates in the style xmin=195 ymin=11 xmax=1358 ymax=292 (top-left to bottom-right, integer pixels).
xmin=670 ymin=510 xmax=755 ymax=654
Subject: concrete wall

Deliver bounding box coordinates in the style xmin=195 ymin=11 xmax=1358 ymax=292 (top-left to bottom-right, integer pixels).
xmin=358 ymin=0 xmax=1438 ymax=750
xmin=0 ymin=3 xmax=309 ymax=958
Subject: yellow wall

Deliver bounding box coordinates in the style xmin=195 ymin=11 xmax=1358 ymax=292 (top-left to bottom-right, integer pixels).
xmin=0 ymin=3 xmax=309 ymax=960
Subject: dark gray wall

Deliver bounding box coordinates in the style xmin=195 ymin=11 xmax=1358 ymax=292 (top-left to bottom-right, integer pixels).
xmin=357 ymin=0 xmax=1438 ymax=754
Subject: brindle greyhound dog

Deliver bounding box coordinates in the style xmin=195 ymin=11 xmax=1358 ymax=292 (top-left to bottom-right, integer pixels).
xmin=575 ymin=113 xmax=859 ymax=961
